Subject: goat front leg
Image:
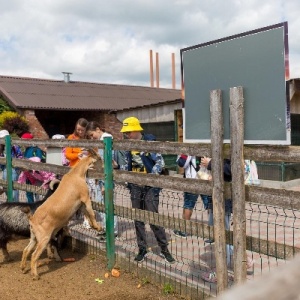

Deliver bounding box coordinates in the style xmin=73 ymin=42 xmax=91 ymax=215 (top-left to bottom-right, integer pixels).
xmin=83 ymin=198 xmax=102 ymax=231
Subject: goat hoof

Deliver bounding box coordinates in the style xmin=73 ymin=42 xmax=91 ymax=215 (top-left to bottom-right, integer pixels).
xmin=32 ymin=273 xmax=40 ymax=280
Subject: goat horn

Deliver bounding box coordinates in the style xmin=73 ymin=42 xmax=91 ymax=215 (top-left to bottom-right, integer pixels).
xmin=49 ymin=179 xmax=61 ymax=190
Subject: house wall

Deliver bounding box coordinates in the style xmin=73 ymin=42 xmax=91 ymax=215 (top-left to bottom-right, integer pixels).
xmin=23 ymin=110 xmax=49 ymax=139
xmin=88 ymin=111 xmax=123 ymax=139
xmin=116 ymin=102 xmax=182 ymax=124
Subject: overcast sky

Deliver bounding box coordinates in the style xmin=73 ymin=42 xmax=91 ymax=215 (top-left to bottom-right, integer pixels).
xmin=0 ymin=0 xmax=299 ymax=89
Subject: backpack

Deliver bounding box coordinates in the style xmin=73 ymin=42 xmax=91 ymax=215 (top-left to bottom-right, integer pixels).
xmin=24 ymin=146 xmax=46 ymax=163
xmin=177 ymin=155 xmax=201 ymax=171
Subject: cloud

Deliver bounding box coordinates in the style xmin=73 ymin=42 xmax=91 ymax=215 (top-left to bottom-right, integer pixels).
xmin=0 ymin=0 xmax=299 ymax=87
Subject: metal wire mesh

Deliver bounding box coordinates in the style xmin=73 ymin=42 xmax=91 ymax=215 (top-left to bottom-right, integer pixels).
xmin=1 ymin=177 xmax=300 ymax=298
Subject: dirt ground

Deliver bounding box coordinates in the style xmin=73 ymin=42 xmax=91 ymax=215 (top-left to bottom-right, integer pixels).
xmin=0 ymin=239 xmax=182 ymax=300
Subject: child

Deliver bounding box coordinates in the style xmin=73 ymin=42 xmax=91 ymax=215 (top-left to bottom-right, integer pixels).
xmin=85 ymin=121 xmax=118 ymax=238
xmin=21 ymin=132 xmax=46 ymax=202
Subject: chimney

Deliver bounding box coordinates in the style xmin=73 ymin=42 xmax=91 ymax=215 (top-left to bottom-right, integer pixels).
xmin=149 ymin=50 xmax=154 ymax=87
xmin=156 ymin=52 xmax=159 ymax=88
xmin=172 ymin=53 xmax=176 ymax=89
xmin=62 ymin=72 xmax=72 ymax=83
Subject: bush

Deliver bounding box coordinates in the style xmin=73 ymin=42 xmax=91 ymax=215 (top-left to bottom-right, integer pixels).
xmin=0 ymin=111 xmax=18 ymax=128
xmin=0 ymin=111 xmax=29 ymax=137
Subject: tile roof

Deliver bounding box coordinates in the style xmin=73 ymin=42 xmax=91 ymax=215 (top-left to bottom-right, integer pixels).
xmin=0 ymin=75 xmax=182 ymax=111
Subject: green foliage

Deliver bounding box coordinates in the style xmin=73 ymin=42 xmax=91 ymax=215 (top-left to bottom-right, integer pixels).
xmin=0 ymin=111 xmax=29 ymax=137
xmin=0 ymin=97 xmax=13 ymax=115
xmin=162 ymin=283 xmax=174 ymax=295
xmin=141 ymin=277 xmax=150 ymax=285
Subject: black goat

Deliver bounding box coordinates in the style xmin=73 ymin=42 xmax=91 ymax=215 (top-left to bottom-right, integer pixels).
xmin=0 ymin=180 xmax=63 ymax=262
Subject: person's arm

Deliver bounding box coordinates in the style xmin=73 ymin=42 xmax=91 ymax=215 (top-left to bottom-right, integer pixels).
xmin=150 ymin=153 xmax=165 ymax=174
xmin=65 ymin=147 xmax=82 ymax=165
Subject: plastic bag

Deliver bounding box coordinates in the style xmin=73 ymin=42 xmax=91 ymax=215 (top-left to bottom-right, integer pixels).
xmin=244 ymin=160 xmax=260 ymax=185
xmin=197 ymin=166 xmax=212 ymax=180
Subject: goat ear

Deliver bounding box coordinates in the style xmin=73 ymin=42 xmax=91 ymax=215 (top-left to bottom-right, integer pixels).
xmin=87 ymin=148 xmax=100 ymax=159
xmin=49 ymin=179 xmax=60 ymax=190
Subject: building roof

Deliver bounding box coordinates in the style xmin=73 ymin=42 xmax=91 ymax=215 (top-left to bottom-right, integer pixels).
xmin=0 ymin=75 xmax=182 ymax=111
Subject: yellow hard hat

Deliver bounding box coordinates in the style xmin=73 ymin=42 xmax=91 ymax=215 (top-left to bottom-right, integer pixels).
xmin=120 ymin=117 xmax=143 ymax=132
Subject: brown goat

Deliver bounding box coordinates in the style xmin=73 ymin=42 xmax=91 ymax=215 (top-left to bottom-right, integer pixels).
xmin=20 ymin=149 xmax=102 ymax=279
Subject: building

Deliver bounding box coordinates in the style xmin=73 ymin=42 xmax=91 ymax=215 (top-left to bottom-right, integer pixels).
xmin=0 ymin=74 xmax=182 ymax=141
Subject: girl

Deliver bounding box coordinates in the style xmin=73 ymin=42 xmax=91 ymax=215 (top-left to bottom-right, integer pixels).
xmin=65 ymin=118 xmax=88 ymax=167
xmin=85 ymin=121 xmax=118 ymax=239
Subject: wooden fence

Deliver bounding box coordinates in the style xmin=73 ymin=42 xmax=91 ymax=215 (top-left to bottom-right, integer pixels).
xmin=1 ymin=88 xmax=300 ymax=298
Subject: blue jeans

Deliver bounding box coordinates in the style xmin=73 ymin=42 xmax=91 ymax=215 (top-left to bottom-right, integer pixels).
xmin=183 ymin=192 xmax=198 ymax=210
xmin=94 ymin=180 xmax=118 ymax=234
xmin=2 ymin=168 xmax=19 ymax=202
xmin=207 ymin=204 xmax=233 ymax=265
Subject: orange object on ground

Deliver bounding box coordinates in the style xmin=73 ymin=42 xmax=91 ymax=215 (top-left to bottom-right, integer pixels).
xmin=111 ymin=269 xmax=120 ymax=277
xmin=63 ymin=257 xmax=76 ymax=262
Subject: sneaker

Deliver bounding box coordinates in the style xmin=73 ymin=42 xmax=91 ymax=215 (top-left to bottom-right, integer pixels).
xmin=160 ymin=249 xmax=175 ymax=264
xmin=134 ymin=248 xmax=148 ymax=263
xmin=97 ymin=232 xmax=119 ymax=242
xmin=173 ymin=230 xmax=187 ymax=238
xmin=98 ymin=235 xmax=106 ymax=242
xmin=204 ymin=239 xmax=214 ymax=244
xmin=82 ymin=220 xmax=91 ymax=229
xmin=97 ymin=230 xmax=106 ymax=236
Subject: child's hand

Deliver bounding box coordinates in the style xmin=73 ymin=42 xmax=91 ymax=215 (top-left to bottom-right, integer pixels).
xmin=201 ymin=156 xmax=211 ymax=168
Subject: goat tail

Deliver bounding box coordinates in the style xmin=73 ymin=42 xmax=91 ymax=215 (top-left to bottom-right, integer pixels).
xmin=20 ymin=206 xmax=33 ymax=219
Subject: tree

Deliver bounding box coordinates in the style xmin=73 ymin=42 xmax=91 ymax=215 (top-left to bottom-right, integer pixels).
xmin=0 ymin=97 xmax=13 ymax=115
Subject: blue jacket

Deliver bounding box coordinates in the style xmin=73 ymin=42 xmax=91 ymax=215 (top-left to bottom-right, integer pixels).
xmin=125 ymin=133 xmax=165 ymax=174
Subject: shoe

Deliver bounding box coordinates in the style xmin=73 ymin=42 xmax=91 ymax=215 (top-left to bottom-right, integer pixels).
xmin=98 ymin=235 xmax=106 ymax=242
xmin=173 ymin=230 xmax=187 ymax=238
xmin=134 ymin=248 xmax=148 ymax=263
xmin=247 ymin=258 xmax=255 ymax=269
xmin=204 ymin=239 xmax=214 ymax=244
xmin=97 ymin=232 xmax=119 ymax=242
xmin=82 ymin=221 xmax=91 ymax=229
xmin=97 ymin=230 xmax=106 ymax=236
xmin=201 ymin=271 xmax=217 ymax=283
xmin=160 ymin=249 xmax=175 ymax=264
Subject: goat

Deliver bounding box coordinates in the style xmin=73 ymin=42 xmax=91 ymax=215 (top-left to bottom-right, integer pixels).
xmin=20 ymin=149 xmax=102 ymax=279
xmin=0 ymin=180 xmax=61 ymax=262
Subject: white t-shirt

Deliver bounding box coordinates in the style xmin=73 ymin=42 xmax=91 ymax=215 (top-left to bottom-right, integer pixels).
xmin=98 ymin=132 xmax=113 ymax=159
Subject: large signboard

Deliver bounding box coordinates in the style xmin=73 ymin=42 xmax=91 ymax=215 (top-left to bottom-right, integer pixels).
xmin=181 ymin=22 xmax=290 ymax=144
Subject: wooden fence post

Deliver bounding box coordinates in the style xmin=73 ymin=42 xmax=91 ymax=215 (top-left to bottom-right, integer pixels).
xmin=230 ymin=86 xmax=247 ymax=284
xmin=210 ymin=89 xmax=228 ymax=293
